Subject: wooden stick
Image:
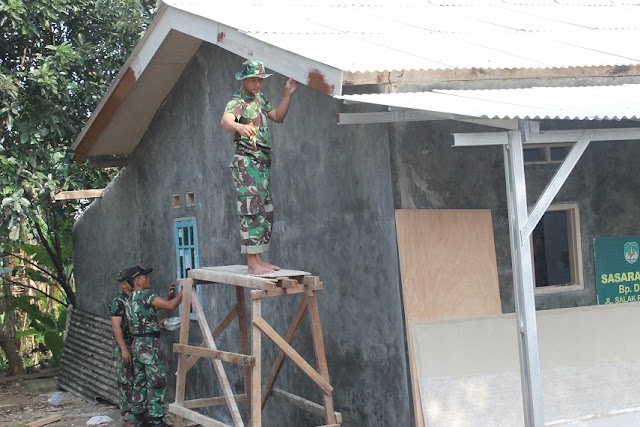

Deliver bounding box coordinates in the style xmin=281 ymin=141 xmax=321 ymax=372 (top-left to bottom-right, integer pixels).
xmin=308 ymin=293 xmax=337 ymax=424
xmin=192 ymin=296 xmax=244 ymax=427
xmin=182 ymin=394 xmax=247 ymax=409
xmin=250 ymin=293 xmax=262 ymax=427
xmin=186 ymin=305 xmax=239 ymax=371
xmin=261 ymin=293 xmax=311 ymax=409
xmin=236 ymin=287 xmax=252 ymax=406
xmin=174 ymin=344 xmax=254 ymax=365
xmin=169 ymin=403 xmax=232 ymax=427
xmin=253 ymin=317 xmax=333 ymax=395
xmin=0 ymin=368 xmax=59 ymax=384
xmin=173 ymin=278 xmax=194 ymax=427
xmin=271 ymin=387 xmax=342 ymax=423
xmin=26 ymin=415 xmax=62 ymax=427
xmin=251 ymin=286 xmax=317 ymax=299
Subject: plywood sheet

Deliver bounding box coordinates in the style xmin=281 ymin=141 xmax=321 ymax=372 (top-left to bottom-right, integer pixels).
xmin=395 ymin=209 xmax=502 ymax=427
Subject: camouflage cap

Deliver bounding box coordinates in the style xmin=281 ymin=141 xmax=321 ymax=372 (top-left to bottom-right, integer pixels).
xmin=235 ymin=59 xmax=272 ymax=80
xmin=115 ymin=269 xmax=127 ymax=282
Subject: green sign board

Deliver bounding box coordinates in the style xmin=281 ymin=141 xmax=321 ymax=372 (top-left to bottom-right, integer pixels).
xmin=594 ymin=235 xmax=640 ymax=304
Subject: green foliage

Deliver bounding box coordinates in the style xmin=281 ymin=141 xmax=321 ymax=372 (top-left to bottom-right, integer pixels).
xmin=0 ymin=0 xmax=156 ymax=371
xmin=12 ymin=295 xmax=67 ymax=366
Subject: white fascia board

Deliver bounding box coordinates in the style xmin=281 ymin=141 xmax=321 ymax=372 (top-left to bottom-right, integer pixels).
xmin=453 ymin=127 xmax=640 ymax=146
xmin=71 ymin=4 xmax=173 ymax=150
xmin=168 ymin=8 xmax=343 ymax=96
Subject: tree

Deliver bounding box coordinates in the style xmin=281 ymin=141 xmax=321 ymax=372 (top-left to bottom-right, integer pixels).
xmin=0 ymin=0 xmax=156 ymax=374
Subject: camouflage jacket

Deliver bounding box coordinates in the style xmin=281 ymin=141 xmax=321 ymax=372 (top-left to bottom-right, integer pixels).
xmin=110 ymin=291 xmax=133 ymax=345
xmin=126 ymin=289 xmax=160 ymax=335
xmin=224 ymin=89 xmax=275 ymax=162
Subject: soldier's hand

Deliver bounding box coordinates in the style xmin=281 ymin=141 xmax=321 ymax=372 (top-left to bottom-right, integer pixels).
xmin=285 ymin=78 xmax=299 ymax=95
xmin=159 ymin=318 xmax=167 ymax=330
xmin=121 ymin=348 xmax=132 ymax=365
xmin=236 ymin=123 xmax=257 ymax=138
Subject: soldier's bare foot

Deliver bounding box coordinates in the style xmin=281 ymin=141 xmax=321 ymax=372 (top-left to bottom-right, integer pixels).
xmin=257 ymin=255 xmax=280 ymax=271
xmin=247 ymin=254 xmax=275 ymax=275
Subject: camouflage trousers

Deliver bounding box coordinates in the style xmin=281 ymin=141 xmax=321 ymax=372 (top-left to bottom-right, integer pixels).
xmin=230 ymin=154 xmax=274 ymax=254
xmin=131 ymin=336 xmax=167 ymax=418
xmin=112 ymin=345 xmax=134 ymax=415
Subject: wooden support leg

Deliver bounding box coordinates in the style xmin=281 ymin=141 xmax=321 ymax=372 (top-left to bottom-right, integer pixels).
xmin=191 ymin=296 xmax=244 ymax=427
xmin=250 ymin=291 xmax=262 ymax=427
xmin=185 ymin=305 xmax=238 ymax=372
xmin=308 ymin=292 xmax=337 ymax=424
xmin=261 ymin=293 xmax=312 ymax=409
xmin=237 ymin=287 xmax=252 ymax=406
xmin=173 ymin=279 xmax=194 ymax=427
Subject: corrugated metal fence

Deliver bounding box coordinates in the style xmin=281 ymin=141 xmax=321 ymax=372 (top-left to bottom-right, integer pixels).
xmin=58 ymin=308 xmax=118 ymax=405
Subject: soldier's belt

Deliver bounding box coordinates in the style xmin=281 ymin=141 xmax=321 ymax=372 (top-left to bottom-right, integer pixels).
xmin=132 ymin=331 xmax=160 ymax=338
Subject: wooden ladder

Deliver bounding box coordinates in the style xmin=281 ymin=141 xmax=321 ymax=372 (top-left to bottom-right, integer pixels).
xmin=169 ymin=266 xmax=341 ymax=427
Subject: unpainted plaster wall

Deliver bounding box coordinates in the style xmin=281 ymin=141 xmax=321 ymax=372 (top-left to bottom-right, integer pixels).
xmin=74 ymin=43 xmax=412 ymax=427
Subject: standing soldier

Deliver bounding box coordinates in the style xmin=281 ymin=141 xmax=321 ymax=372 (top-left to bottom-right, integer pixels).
xmin=220 ymin=59 xmax=298 ymax=275
xmin=126 ymin=265 xmax=182 ymax=427
xmin=110 ymin=269 xmax=135 ymax=427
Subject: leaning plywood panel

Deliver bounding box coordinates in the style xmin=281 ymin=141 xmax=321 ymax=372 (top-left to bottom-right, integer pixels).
xmin=395 ymin=209 xmax=502 ymax=427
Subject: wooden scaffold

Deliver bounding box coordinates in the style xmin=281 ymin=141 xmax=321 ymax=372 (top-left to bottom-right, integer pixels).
xmin=169 ymin=265 xmax=341 ymax=427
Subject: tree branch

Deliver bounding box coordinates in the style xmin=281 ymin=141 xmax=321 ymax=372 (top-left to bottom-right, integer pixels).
xmin=1 ymin=276 xmax=66 ymax=306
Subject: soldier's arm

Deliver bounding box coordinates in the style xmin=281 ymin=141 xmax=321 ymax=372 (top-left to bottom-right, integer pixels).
xmin=267 ymin=79 xmax=298 ymax=123
xmin=110 ymin=316 xmax=131 ymax=365
xmin=221 ymin=112 xmax=255 ymax=137
xmin=151 ymin=291 xmax=183 ymax=312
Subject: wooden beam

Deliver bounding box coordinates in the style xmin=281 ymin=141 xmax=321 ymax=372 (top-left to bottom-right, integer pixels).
xmin=54 ymin=189 xmax=104 ymax=201
xmin=308 ymin=294 xmax=337 ymax=423
xmin=253 ymin=316 xmax=333 ymax=395
xmin=250 ymin=294 xmax=262 ymax=427
xmin=251 ymin=285 xmax=320 ymax=300
xmin=262 ymin=294 xmax=311 ymax=409
xmin=236 ymin=287 xmax=252 ymax=406
xmin=271 ymin=388 xmax=342 ymax=423
xmin=169 ymin=403 xmax=232 ymax=427
xmin=26 ymin=415 xmax=63 ymax=427
xmin=182 ymin=394 xmax=247 ymax=409
xmin=174 ymin=278 xmax=194 ymax=427
xmin=174 ymin=344 xmax=254 ymax=366
xmin=186 ymin=305 xmax=239 ymax=371
xmin=191 ymin=296 xmax=244 ymax=427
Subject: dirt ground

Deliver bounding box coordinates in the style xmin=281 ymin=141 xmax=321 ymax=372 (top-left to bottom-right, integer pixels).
xmin=0 ymin=375 xmax=124 ymax=427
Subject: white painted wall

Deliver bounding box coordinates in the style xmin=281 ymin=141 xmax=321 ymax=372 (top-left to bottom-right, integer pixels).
xmin=413 ymin=302 xmax=640 ymax=426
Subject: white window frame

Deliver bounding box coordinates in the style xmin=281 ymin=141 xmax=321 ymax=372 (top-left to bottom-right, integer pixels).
xmin=531 ymin=202 xmax=584 ymax=295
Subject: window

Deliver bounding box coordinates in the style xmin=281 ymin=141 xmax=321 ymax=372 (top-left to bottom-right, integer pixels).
xmin=174 ymin=217 xmax=201 ymax=318
xmin=531 ymin=203 xmax=583 ymax=294
xmin=524 ymin=144 xmax=571 ymax=164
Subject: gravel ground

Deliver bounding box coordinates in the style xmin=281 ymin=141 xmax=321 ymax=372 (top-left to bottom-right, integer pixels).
xmin=0 ymin=376 xmax=125 ymax=427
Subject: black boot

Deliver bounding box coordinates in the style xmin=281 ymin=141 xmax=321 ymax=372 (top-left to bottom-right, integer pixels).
xmin=133 ymin=413 xmax=147 ymax=427
xmin=148 ymin=417 xmax=167 ymax=427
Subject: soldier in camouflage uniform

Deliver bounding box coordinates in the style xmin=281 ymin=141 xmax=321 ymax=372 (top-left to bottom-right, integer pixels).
xmin=125 ymin=265 xmax=182 ymax=427
xmin=110 ymin=269 xmax=135 ymax=427
xmin=221 ymin=59 xmax=298 ymax=275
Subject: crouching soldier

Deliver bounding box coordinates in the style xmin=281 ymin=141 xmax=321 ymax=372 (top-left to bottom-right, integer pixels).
xmin=125 ymin=265 xmax=183 ymax=427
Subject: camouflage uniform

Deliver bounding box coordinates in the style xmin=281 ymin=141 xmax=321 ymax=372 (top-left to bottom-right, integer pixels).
xmin=225 ymin=88 xmax=276 ymax=255
xmin=126 ymin=289 xmax=166 ymax=418
xmin=110 ymin=291 xmax=134 ymax=415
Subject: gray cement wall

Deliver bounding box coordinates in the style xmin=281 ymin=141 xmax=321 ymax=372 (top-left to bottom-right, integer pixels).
xmin=387 ymin=120 xmax=640 ymax=313
xmin=73 ymin=43 xmax=412 ymax=426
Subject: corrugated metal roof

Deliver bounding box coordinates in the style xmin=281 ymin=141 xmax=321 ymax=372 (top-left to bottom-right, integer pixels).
xmin=166 ymin=0 xmax=640 ymax=72
xmin=339 ymin=84 xmax=640 ymax=120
